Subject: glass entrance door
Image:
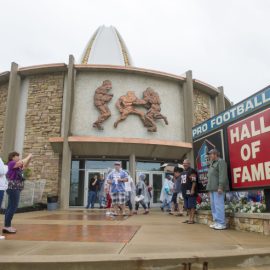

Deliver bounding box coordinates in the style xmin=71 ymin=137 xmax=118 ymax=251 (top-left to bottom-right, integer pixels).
xmin=84 ymin=170 xmax=107 ymax=207
xmin=152 ymin=172 xmax=163 ymax=204
xmin=136 ymin=171 xmax=164 ymax=206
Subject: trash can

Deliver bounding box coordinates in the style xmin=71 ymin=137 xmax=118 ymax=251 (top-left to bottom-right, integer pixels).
xmin=47 ymin=195 xmax=58 ymax=211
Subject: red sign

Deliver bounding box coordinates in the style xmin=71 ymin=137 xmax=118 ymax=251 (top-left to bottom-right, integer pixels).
xmin=227 ymin=108 xmax=270 ymax=189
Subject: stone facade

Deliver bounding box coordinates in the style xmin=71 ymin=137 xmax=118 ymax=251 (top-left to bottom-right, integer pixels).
xmin=193 ymin=89 xmax=212 ymax=126
xmin=196 ymin=210 xmax=270 ymax=235
xmin=0 ymin=83 xmax=8 ymax=155
xmin=23 ymin=73 xmax=64 ymax=199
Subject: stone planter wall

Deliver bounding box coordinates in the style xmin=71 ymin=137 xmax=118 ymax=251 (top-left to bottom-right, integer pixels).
xmin=196 ymin=210 xmax=270 ymax=235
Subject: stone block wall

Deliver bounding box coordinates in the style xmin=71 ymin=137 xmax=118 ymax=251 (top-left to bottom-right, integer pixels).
xmin=193 ymin=89 xmax=212 ymax=126
xmin=23 ymin=73 xmax=64 ymax=200
xmin=196 ymin=210 xmax=270 ymax=235
xmin=0 ymin=83 xmax=8 ymax=155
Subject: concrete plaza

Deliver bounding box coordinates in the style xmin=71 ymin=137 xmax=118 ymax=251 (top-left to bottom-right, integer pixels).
xmin=0 ymin=209 xmax=270 ymax=269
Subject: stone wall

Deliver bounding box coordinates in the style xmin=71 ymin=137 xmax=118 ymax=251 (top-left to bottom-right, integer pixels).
xmin=193 ymin=89 xmax=212 ymax=126
xmin=0 ymin=83 xmax=8 ymax=155
xmin=196 ymin=210 xmax=270 ymax=235
xmin=23 ymin=73 xmax=64 ymax=199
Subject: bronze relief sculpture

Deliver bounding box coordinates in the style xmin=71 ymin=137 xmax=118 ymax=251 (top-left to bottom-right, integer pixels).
xmin=92 ymin=81 xmax=168 ymax=132
xmin=93 ymin=80 xmax=113 ymax=130
xmin=113 ymin=91 xmax=146 ymax=128
xmin=143 ymin=87 xmax=169 ymax=132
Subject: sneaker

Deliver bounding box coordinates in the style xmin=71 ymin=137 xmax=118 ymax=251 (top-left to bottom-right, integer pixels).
xmin=209 ymin=223 xmax=217 ymax=229
xmin=2 ymin=227 xmax=16 ymax=234
xmin=214 ymin=224 xmax=227 ymax=230
xmin=0 ymin=235 xmax=5 ymax=240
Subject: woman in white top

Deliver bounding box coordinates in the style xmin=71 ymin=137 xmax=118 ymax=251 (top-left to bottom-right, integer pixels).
xmin=125 ymin=175 xmax=135 ymax=215
xmin=0 ymin=157 xmax=8 ymax=240
xmin=134 ymin=173 xmax=149 ymax=215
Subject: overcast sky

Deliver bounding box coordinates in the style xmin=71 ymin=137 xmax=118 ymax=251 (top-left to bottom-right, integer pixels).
xmin=0 ymin=0 xmax=269 ymax=103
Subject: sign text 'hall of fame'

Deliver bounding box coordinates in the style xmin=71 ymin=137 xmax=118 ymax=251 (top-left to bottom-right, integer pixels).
xmin=227 ymin=108 xmax=270 ymax=189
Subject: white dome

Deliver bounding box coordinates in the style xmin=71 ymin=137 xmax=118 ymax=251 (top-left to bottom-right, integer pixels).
xmin=81 ymin=25 xmax=133 ymax=66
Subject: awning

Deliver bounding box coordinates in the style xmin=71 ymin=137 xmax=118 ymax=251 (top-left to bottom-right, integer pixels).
xmin=49 ymin=136 xmax=192 ymax=160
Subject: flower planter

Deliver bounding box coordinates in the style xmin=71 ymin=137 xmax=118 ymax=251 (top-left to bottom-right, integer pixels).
xmin=196 ymin=210 xmax=270 ymax=235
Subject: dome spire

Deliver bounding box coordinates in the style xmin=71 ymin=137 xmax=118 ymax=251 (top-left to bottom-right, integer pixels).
xmin=81 ymin=25 xmax=133 ymax=66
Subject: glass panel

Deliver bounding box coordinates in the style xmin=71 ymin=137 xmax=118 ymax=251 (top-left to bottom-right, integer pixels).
xmin=144 ymin=173 xmax=150 ymax=186
xmin=152 ymin=174 xmax=163 ymax=203
xmin=136 ymin=162 xmax=161 ymax=171
xmin=85 ymin=160 xmax=131 ymax=170
xmin=69 ymin=168 xmax=85 ymax=206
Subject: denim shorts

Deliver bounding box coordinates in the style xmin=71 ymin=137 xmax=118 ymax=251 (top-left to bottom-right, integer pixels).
xmin=184 ymin=195 xmax=196 ymax=209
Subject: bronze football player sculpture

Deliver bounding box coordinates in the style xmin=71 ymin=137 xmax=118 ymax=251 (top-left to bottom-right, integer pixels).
xmin=143 ymin=87 xmax=168 ymax=132
xmin=93 ymin=80 xmax=113 ymax=130
xmin=114 ymin=91 xmax=146 ymax=128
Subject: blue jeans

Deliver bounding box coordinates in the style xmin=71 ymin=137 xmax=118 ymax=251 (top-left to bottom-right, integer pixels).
xmin=126 ymin=191 xmax=133 ymax=211
xmin=210 ymin=192 xmax=226 ymax=226
xmin=0 ymin=190 xmax=4 ymax=209
xmin=87 ymin=191 xmax=96 ymax=208
xmin=5 ymin=189 xmax=21 ymax=227
xmin=162 ymin=199 xmax=171 ymax=210
xmin=97 ymin=191 xmax=104 ymax=207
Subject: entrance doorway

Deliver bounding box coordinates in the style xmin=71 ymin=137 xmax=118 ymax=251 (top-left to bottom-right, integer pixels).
xmin=69 ymin=159 xmax=165 ymax=208
xmin=136 ymin=171 xmax=164 ymax=206
xmin=84 ymin=169 xmax=107 ymax=207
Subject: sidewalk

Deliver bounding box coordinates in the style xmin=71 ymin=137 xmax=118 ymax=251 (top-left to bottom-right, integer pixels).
xmin=0 ymin=209 xmax=270 ymax=269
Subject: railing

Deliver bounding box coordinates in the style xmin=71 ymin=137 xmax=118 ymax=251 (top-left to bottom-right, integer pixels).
xmin=1 ymin=180 xmax=46 ymax=208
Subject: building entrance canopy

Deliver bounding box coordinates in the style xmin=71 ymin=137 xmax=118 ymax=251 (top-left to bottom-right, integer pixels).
xmin=49 ymin=136 xmax=192 ymax=160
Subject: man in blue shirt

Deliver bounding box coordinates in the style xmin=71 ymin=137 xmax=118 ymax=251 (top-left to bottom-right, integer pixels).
xmin=106 ymin=161 xmax=128 ymax=215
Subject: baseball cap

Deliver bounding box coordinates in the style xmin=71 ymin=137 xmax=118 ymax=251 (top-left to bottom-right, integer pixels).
xmin=208 ymin=149 xmax=219 ymax=155
xmin=114 ymin=161 xmax=121 ymax=166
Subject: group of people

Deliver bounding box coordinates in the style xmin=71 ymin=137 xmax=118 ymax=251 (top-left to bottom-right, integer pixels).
xmin=87 ymin=150 xmax=229 ymax=231
xmin=0 ymin=151 xmax=33 ymax=240
xmin=87 ymin=161 xmax=152 ymax=216
xmin=0 ymin=148 xmax=230 ymax=242
xmin=160 ymin=149 xmax=229 ymax=230
xmin=160 ymin=159 xmax=198 ymax=224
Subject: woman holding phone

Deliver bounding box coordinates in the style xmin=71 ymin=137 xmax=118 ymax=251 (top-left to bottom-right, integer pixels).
xmin=3 ymin=152 xmax=32 ymax=234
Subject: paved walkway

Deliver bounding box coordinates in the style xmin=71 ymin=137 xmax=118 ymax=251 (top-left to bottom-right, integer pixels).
xmin=0 ymin=209 xmax=270 ymax=269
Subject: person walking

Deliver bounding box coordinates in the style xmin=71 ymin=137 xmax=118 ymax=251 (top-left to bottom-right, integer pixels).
xmin=160 ymin=175 xmax=173 ymax=212
xmin=106 ymin=161 xmax=128 ymax=216
xmin=86 ymin=175 xmax=98 ymax=209
xmin=0 ymin=157 xmax=8 ymax=239
xmin=170 ymin=167 xmax=184 ymax=216
xmin=104 ymin=177 xmax=112 ymax=216
xmin=97 ymin=175 xmax=106 ymax=209
xmin=134 ymin=173 xmax=149 ymax=215
xmin=3 ymin=152 xmax=32 ymax=234
xmin=146 ymin=183 xmax=152 ymax=209
xmin=180 ymin=159 xmax=197 ymax=224
xmin=207 ymin=149 xmax=229 ymax=230
xmin=125 ymin=174 xmax=135 ymax=216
